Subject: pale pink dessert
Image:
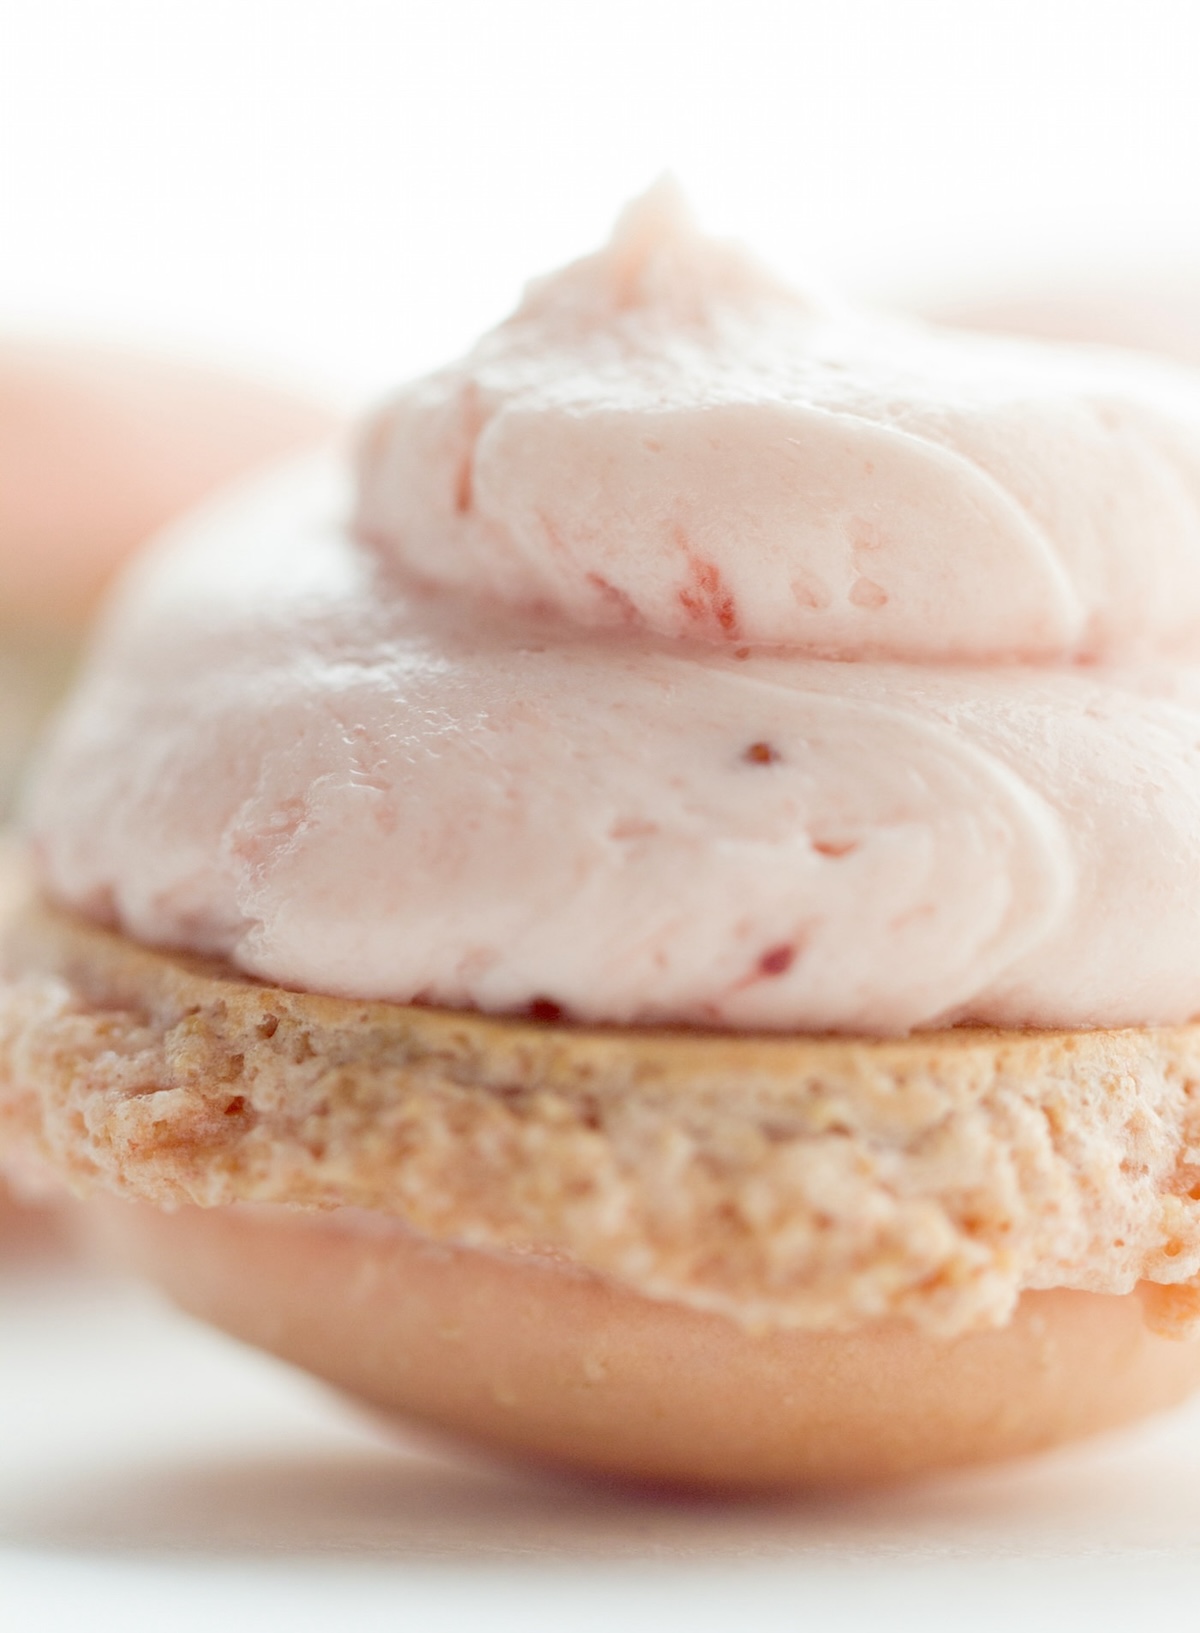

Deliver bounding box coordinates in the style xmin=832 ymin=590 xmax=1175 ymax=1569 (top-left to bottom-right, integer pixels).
xmin=13 ymin=188 xmax=1200 ymax=1486
xmin=25 ymin=184 xmax=1200 ymax=1036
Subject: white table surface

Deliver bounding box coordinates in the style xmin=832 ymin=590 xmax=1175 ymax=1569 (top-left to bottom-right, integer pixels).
xmin=3 ymin=1233 xmax=1200 ymax=1632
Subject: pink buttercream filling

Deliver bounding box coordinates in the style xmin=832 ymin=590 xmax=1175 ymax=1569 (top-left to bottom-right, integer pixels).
xmin=361 ymin=185 xmax=1200 ymax=663
xmin=26 ymin=187 xmax=1200 ymax=1032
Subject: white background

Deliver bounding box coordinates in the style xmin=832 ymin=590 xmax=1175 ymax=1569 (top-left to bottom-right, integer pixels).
xmin=2 ymin=0 xmax=1200 ymax=402
xmin=5 ymin=3 xmax=1200 ymax=1626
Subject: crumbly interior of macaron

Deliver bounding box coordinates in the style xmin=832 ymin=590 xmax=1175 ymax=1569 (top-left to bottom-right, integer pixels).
xmin=5 ymin=890 xmax=1200 ymax=1339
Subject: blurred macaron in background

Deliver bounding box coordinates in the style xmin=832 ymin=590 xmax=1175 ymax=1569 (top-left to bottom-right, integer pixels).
xmin=0 ymin=342 xmax=336 ymax=819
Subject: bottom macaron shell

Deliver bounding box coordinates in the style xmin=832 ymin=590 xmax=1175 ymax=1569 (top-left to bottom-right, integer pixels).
xmin=0 ymin=1181 xmax=62 ymax=1259
xmin=91 ymin=1199 xmax=1200 ymax=1491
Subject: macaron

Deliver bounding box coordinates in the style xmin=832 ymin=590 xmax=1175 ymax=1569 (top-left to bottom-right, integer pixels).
xmin=6 ymin=196 xmax=1200 ymax=1487
xmin=4 ymin=883 xmax=1200 ymax=1486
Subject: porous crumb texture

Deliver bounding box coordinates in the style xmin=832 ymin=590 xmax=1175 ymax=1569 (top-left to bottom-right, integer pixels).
xmin=5 ymin=886 xmax=1200 ymax=1338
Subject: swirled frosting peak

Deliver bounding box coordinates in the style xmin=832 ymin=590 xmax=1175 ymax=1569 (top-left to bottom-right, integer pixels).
xmin=26 ymin=192 xmax=1200 ymax=1038
xmin=358 ymin=182 xmax=1200 ymax=660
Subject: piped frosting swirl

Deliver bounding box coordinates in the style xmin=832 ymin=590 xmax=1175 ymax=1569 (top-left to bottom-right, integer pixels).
xmin=359 ymin=182 xmax=1200 ymax=661
xmin=26 ymin=189 xmax=1200 ymax=1034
